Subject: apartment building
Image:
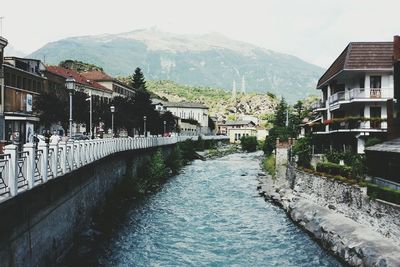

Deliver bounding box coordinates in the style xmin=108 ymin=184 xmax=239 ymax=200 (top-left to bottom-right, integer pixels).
xmin=81 ymin=70 xmax=136 ymax=98
xmin=3 ymin=57 xmax=46 ymax=144
xmin=0 ymin=37 xmax=7 ymax=144
xmin=310 ymin=36 xmax=400 ymax=153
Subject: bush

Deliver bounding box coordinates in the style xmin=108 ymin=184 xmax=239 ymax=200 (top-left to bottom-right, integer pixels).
xmin=262 ymin=154 xmax=276 ymax=178
xmin=316 ymin=162 xmax=352 ymax=179
xmin=324 ymin=149 xmax=365 ymax=180
xmin=179 ymin=139 xmax=197 ymax=162
xmin=165 ymin=146 xmax=183 ymax=174
xmin=240 ymin=136 xmax=258 ymax=152
xmin=292 ymin=137 xmax=312 ymax=168
xmin=367 ymin=183 xmax=400 ymax=204
xmin=146 ymin=149 xmax=167 ymax=182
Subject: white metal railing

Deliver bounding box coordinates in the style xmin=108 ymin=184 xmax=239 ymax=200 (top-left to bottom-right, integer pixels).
xmin=329 ymin=88 xmax=393 ymax=104
xmin=0 ymin=135 xmax=228 ymax=203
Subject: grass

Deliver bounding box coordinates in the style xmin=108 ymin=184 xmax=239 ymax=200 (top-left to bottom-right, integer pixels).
xmin=262 ymin=154 xmax=276 ymax=178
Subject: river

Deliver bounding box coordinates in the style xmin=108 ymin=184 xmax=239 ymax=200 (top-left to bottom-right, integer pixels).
xmin=64 ymin=152 xmax=343 ymax=266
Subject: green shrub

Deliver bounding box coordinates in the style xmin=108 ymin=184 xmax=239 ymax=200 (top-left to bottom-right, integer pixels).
xmin=367 ymin=183 xmax=400 ymax=204
xmin=316 ymin=162 xmax=352 ymax=178
xmin=196 ymin=136 xmax=205 ymax=151
xmin=146 ymin=149 xmax=167 ymax=182
xmin=240 ymin=136 xmax=258 ymax=152
xmin=165 ymin=146 xmax=183 ymax=174
xmin=262 ymin=154 xmax=276 ymax=178
xmin=292 ymin=137 xmax=312 ymax=168
xmin=179 ymin=139 xmax=197 ymax=162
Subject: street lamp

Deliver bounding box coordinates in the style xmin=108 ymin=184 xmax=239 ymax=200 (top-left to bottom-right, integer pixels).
xmin=110 ymin=105 xmax=115 ymax=137
xmin=86 ymin=92 xmax=92 ymax=139
xmin=163 ymin=120 xmax=166 ymax=136
xmin=65 ymin=76 xmax=76 ymax=138
xmin=143 ymin=115 xmax=147 ymax=137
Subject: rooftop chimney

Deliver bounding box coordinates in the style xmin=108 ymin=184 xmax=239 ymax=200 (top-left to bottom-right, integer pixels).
xmin=394 ymin=35 xmax=400 ymax=62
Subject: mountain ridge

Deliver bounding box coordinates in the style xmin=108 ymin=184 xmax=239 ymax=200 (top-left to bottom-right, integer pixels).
xmin=28 ymin=28 xmax=323 ymax=102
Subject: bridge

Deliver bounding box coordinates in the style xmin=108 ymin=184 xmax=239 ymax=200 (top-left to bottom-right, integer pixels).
xmin=0 ymin=135 xmax=228 ymax=204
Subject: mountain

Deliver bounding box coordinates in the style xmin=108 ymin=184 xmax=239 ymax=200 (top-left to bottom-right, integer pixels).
xmin=5 ymin=45 xmax=27 ymax=58
xmin=28 ymin=28 xmax=324 ymax=102
xmin=145 ymin=80 xmax=278 ymax=125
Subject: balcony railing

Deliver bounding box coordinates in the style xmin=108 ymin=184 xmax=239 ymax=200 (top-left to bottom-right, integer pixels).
xmin=312 ymin=117 xmax=388 ymax=134
xmin=311 ymin=100 xmax=326 ymax=110
xmin=328 ymin=88 xmax=393 ymax=104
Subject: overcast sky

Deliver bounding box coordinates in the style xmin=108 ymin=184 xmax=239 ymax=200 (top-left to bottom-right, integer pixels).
xmin=2 ymin=0 xmax=399 ymax=68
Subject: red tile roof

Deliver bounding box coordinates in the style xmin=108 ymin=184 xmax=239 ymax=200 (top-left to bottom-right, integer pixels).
xmin=317 ymin=42 xmax=394 ymax=88
xmin=46 ymin=66 xmax=112 ymax=92
xmin=81 ymin=70 xmax=114 ymax=81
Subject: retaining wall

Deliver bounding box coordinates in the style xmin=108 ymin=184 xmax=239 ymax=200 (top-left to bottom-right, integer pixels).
xmin=0 ymin=146 xmax=173 ymax=267
xmin=288 ymin=166 xmax=400 ymax=245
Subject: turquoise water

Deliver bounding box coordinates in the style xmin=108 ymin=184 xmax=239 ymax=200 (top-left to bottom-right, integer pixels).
xmin=72 ymin=152 xmax=342 ymax=266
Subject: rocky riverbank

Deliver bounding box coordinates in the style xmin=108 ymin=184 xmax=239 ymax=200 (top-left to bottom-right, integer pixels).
xmin=258 ymin=165 xmax=400 ymax=267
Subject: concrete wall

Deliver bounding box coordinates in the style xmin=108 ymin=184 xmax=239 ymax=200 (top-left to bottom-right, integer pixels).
xmin=288 ymin=166 xmax=400 ymax=246
xmin=0 ymin=146 xmax=173 ymax=267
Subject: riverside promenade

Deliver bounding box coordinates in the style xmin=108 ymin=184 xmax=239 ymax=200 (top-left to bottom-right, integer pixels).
xmin=0 ymin=135 xmax=228 ymax=204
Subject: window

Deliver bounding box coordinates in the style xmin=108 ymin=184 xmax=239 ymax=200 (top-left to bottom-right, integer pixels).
xmin=370 ymin=76 xmax=381 ymax=89
xmin=370 ymin=107 xmax=381 ymax=118
xmin=359 ymin=77 xmax=365 ymax=88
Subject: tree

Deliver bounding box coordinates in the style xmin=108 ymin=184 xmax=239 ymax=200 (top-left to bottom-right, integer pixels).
xmin=131 ymin=67 xmax=147 ymax=91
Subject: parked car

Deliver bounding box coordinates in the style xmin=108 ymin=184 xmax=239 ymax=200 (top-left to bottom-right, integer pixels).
xmin=70 ymin=133 xmax=89 ymax=140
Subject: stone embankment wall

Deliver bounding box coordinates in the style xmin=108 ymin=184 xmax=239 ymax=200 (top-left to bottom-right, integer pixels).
xmin=0 ymin=146 xmax=173 ymax=267
xmin=290 ymin=167 xmax=400 ymax=243
xmin=259 ymin=147 xmax=400 ymax=266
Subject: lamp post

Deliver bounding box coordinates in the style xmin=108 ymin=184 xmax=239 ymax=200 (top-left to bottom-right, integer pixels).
xmin=110 ymin=105 xmax=115 ymax=137
xmin=65 ymin=76 xmax=76 ymax=138
xmin=143 ymin=115 xmax=147 ymax=137
xmin=163 ymin=120 xmax=166 ymax=136
xmin=86 ymin=92 xmax=92 ymax=139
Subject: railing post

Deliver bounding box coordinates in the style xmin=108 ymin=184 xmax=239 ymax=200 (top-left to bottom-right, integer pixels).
xmin=38 ymin=143 xmax=48 ymax=183
xmin=59 ymin=141 xmax=67 ymax=174
xmin=4 ymin=145 xmax=18 ymax=196
xmin=23 ymin=143 xmax=35 ymax=189
xmin=49 ymin=143 xmax=58 ymax=178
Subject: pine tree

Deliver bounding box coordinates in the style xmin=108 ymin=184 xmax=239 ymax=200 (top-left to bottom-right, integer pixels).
xmin=273 ymin=98 xmax=288 ymax=128
xmin=131 ymin=67 xmax=147 ymax=91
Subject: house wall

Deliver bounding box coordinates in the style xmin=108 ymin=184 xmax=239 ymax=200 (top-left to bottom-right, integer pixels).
xmin=166 ymin=107 xmax=208 ymax=127
xmin=228 ymin=128 xmax=256 ymax=143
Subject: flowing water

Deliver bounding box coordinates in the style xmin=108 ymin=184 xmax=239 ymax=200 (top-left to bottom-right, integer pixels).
xmin=66 ymin=152 xmax=343 ymax=267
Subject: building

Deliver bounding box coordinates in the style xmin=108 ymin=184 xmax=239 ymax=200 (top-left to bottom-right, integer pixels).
xmin=0 ymin=37 xmax=8 ymax=145
xmin=3 ymin=57 xmax=46 ymax=144
xmin=365 ymin=138 xmax=400 ymax=190
xmin=221 ymin=120 xmax=257 ymax=143
xmin=310 ymin=36 xmax=400 ymax=153
xmin=81 ymin=70 xmax=135 ymax=98
xmin=152 ymin=100 xmax=209 ymax=134
xmin=45 ymin=66 xmax=113 ymax=98
xmin=44 ymin=66 xmax=113 ymax=135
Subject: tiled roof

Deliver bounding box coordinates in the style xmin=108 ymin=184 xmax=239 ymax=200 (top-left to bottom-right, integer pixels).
xmin=81 ymin=70 xmax=114 ymax=81
xmin=317 ymin=42 xmax=394 ymax=88
xmin=46 ymin=66 xmax=112 ymax=92
xmin=224 ymin=120 xmax=255 ymax=126
xmin=365 ymin=138 xmax=400 ymax=154
xmin=162 ymin=101 xmax=208 ymax=109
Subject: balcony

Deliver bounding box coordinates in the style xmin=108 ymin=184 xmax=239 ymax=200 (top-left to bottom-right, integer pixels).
xmin=313 ymin=117 xmax=388 ymax=134
xmin=311 ymin=100 xmax=326 ymax=111
xmin=328 ymin=88 xmax=393 ymax=105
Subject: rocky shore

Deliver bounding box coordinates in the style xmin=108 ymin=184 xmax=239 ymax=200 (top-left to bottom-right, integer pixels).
xmin=258 ymin=167 xmax=400 ymax=267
